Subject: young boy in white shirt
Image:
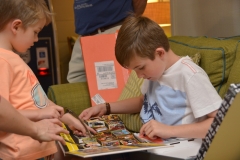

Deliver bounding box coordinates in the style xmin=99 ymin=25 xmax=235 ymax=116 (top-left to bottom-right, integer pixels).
xmin=80 ymin=15 xmax=222 ymax=140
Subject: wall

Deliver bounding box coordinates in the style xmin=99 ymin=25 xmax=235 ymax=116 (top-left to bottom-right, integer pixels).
xmin=143 ymin=1 xmax=171 ymax=37
xmin=52 ymin=0 xmax=240 ymax=83
xmin=170 ymin=0 xmax=240 ymax=37
xmin=143 ymin=2 xmax=170 ymax=24
xmin=51 ymin=0 xmax=77 ymax=84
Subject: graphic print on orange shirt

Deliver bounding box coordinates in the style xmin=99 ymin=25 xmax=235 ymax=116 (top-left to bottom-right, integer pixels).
xmin=28 ymin=70 xmax=48 ymax=109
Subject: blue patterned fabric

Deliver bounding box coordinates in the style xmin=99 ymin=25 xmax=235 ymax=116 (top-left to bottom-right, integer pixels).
xmin=140 ymin=82 xmax=186 ymax=125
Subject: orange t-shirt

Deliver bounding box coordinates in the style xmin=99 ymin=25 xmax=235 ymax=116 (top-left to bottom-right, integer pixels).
xmin=0 ymin=48 xmax=57 ymax=159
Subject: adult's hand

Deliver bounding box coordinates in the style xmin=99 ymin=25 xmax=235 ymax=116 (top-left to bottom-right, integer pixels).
xmin=32 ymin=118 xmax=69 ymax=145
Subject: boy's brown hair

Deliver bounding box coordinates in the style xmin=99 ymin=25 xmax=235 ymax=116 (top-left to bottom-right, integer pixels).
xmin=0 ymin=0 xmax=52 ymax=31
xmin=115 ymin=15 xmax=170 ymax=68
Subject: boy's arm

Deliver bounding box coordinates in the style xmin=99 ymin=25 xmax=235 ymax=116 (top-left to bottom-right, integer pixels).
xmin=140 ymin=110 xmax=218 ymax=139
xmin=18 ymin=100 xmax=64 ymax=121
xmin=48 ymin=99 xmax=96 ymax=136
xmin=80 ymin=95 xmax=144 ymax=120
xmin=169 ymin=110 xmax=218 ymax=138
xmin=18 ymin=105 xmax=64 ymax=121
xmin=60 ymin=113 xmax=96 ymax=136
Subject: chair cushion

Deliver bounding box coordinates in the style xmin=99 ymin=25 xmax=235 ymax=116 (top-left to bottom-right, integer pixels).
xmin=169 ymin=36 xmax=238 ymax=97
xmin=47 ymin=82 xmax=91 ymax=115
xmin=117 ymin=71 xmax=144 ymax=132
xmin=221 ymin=36 xmax=240 ymax=96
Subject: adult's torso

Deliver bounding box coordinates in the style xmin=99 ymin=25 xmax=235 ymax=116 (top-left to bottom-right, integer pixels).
xmin=74 ymin=0 xmax=133 ymax=35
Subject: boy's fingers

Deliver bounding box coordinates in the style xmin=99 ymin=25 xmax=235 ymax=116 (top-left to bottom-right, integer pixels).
xmin=79 ymin=110 xmax=88 ymax=119
xmin=54 ymin=105 xmax=65 ymax=116
xmin=87 ymin=126 xmax=97 ymax=134
xmin=81 ymin=111 xmax=91 ymax=120
xmin=54 ymin=110 xmax=61 ymax=119
xmin=139 ymin=124 xmax=146 ymax=136
xmin=48 ymin=118 xmax=63 ymax=127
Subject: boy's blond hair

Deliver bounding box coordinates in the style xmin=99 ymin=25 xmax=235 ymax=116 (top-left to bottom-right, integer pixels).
xmin=115 ymin=15 xmax=170 ymax=68
xmin=0 ymin=0 xmax=52 ymax=31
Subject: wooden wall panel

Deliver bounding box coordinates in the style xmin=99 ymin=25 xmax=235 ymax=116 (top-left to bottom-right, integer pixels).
xmin=143 ymin=2 xmax=170 ymax=24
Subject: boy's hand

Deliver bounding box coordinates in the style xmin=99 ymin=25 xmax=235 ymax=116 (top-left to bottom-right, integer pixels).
xmin=140 ymin=119 xmax=172 ymax=139
xmin=64 ymin=114 xmax=96 ymax=136
xmin=79 ymin=104 xmax=106 ymax=120
xmin=33 ymin=118 xmax=69 ymax=145
xmin=38 ymin=105 xmax=64 ymax=120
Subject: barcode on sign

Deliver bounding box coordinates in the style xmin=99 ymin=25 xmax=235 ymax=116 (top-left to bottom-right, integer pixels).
xmin=99 ymin=74 xmax=107 ymax=79
xmin=97 ymin=66 xmax=113 ymax=72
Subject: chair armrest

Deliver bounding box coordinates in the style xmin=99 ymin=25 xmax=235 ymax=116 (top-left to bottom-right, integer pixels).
xmin=47 ymin=82 xmax=91 ymax=115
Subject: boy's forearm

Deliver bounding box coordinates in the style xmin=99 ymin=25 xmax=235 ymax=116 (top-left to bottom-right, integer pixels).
xmin=170 ymin=117 xmax=214 ymax=138
xmin=109 ymin=95 xmax=143 ymax=114
xmin=18 ymin=109 xmax=40 ymax=121
xmin=18 ymin=100 xmax=65 ymax=121
xmin=18 ymin=99 xmax=55 ymax=121
xmin=59 ymin=113 xmax=72 ymax=125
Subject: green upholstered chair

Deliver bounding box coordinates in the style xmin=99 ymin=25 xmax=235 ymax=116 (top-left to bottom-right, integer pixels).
xmin=47 ymin=36 xmax=240 ymax=133
xmin=47 ymin=82 xmax=91 ymax=115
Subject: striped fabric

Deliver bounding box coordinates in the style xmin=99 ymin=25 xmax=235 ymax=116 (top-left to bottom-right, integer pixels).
xmin=117 ymin=71 xmax=144 ymax=132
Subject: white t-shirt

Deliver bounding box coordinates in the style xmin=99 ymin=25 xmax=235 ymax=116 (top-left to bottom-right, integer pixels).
xmin=140 ymin=56 xmax=222 ymax=125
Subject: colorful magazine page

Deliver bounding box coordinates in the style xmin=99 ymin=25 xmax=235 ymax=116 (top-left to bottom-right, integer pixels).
xmin=133 ymin=133 xmax=194 ymax=145
xmin=80 ymin=34 xmax=130 ymax=105
xmin=58 ymin=115 xmax=170 ymax=158
xmin=133 ymin=133 xmax=164 ymax=143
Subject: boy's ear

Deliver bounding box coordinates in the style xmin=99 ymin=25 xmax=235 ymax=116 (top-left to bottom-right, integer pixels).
xmin=155 ymin=48 xmax=165 ymax=58
xmin=11 ymin=19 xmax=22 ymax=34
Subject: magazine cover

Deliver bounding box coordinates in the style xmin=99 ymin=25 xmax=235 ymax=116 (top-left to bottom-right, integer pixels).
xmin=59 ymin=115 xmax=170 ymax=158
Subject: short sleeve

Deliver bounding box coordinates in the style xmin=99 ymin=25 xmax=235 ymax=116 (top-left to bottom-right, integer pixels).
xmin=185 ymin=72 xmax=222 ymax=118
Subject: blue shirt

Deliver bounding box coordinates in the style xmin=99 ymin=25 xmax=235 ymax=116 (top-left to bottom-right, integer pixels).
xmin=74 ymin=0 xmax=133 ymax=35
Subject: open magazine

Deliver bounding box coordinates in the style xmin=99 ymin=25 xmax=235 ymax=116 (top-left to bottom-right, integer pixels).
xmin=59 ymin=115 xmax=171 ymax=158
